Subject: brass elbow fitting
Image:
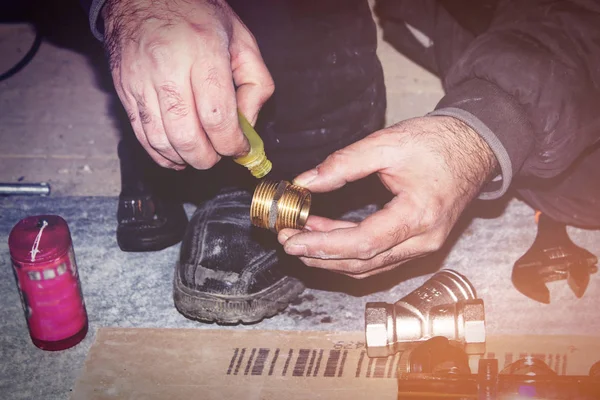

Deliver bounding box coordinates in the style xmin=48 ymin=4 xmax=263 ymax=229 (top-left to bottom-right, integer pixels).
xmin=251 ymin=180 xmax=312 ymax=232
xmin=365 ymin=270 xmax=486 ymax=358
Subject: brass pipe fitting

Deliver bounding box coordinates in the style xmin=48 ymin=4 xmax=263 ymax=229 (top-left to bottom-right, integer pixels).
xmin=251 ymin=180 xmax=311 ymax=232
xmin=365 ymin=270 xmax=486 ymax=358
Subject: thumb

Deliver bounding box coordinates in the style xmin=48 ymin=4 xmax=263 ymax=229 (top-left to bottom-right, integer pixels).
xmin=293 ymin=136 xmax=388 ymax=192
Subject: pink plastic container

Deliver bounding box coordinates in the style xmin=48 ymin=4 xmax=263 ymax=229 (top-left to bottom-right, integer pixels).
xmin=8 ymin=215 xmax=88 ymax=351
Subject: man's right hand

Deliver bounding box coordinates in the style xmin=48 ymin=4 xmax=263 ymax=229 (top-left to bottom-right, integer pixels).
xmin=102 ymin=0 xmax=274 ymax=170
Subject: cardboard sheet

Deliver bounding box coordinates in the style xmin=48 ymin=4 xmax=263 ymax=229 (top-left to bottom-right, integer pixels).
xmin=72 ymin=328 xmax=600 ymax=399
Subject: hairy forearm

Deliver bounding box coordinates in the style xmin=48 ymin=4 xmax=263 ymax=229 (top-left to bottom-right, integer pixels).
xmin=434 ymin=116 xmax=498 ymax=200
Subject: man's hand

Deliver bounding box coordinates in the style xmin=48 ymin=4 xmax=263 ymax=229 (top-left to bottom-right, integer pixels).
xmin=278 ymin=116 xmax=498 ymax=278
xmin=102 ymin=0 xmax=274 ymax=169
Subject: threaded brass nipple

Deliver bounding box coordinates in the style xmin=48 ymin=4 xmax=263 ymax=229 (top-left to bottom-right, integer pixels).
xmin=251 ymin=180 xmax=312 ymax=232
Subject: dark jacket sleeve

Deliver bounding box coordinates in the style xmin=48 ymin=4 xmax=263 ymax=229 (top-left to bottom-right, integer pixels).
xmin=79 ymin=0 xmax=107 ymax=41
xmin=429 ymin=0 xmax=600 ymax=199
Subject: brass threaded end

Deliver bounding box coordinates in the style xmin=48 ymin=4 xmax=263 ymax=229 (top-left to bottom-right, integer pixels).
xmin=250 ymin=180 xmax=278 ymax=229
xmin=251 ymin=180 xmax=311 ymax=232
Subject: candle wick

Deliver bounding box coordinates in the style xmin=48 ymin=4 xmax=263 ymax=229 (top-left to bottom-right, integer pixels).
xmin=30 ymin=220 xmax=49 ymax=262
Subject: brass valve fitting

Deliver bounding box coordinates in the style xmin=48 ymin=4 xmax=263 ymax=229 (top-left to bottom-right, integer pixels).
xmin=251 ymin=180 xmax=312 ymax=232
xmin=365 ymin=270 xmax=486 ymax=358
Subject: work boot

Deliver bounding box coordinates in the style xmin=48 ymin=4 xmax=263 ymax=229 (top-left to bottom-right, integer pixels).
xmin=116 ymin=138 xmax=188 ymax=252
xmin=173 ymin=174 xmax=389 ymax=324
xmin=173 ymin=188 xmax=305 ymax=324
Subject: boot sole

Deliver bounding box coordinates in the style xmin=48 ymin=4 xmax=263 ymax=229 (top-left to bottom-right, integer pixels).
xmin=117 ymin=227 xmax=185 ymax=252
xmin=173 ymin=264 xmax=305 ymax=324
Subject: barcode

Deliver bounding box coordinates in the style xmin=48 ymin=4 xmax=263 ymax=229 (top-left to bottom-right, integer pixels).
xmin=226 ymin=348 xmax=570 ymax=379
xmin=226 ymin=347 xmax=402 ymax=379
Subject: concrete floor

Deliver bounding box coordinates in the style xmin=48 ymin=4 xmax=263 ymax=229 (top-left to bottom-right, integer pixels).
xmin=0 ymin=7 xmax=443 ymax=196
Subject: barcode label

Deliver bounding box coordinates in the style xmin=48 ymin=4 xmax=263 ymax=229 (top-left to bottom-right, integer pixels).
xmin=226 ymin=346 xmax=570 ymax=379
xmin=226 ymin=347 xmax=402 ymax=379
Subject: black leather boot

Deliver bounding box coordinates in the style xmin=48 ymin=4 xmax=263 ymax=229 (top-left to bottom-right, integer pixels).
xmin=116 ymin=137 xmax=188 ymax=252
xmin=173 ymin=188 xmax=306 ymax=324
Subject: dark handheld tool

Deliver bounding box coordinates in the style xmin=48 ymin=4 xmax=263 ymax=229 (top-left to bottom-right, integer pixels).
xmin=511 ymin=213 xmax=598 ymax=304
xmin=397 ymin=337 xmax=600 ymax=399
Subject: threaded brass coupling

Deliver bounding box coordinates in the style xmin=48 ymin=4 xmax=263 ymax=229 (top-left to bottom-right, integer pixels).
xmin=251 ymin=180 xmax=312 ymax=232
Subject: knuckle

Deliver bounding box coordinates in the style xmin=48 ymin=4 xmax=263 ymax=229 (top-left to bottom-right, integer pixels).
xmin=425 ymin=242 xmax=442 ymax=253
xmin=327 ymin=150 xmax=346 ymax=165
xmin=171 ymin=135 xmax=198 ymax=152
xmin=170 ymin=134 xmax=198 ymax=152
xmin=158 ymin=83 xmax=191 ymax=119
xmin=421 ymin=200 xmax=444 ymax=228
xmin=190 ymin=23 xmax=228 ymax=46
xmin=260 ymin=80 xmax=275 ymax=100
xmin=194 ymin=153 xmax=221 ymax=170
xmin=145 ymin=40 xmax=172 ymax=66
xmin=380 ymin=249 xmax=398 ymax=266
xmin=135 ymin=99 xmax=153 ymax=125
xmin=356 ymin=240 xmax=376 ymax=260
xmin=151 ymin=155 xmax=173 ymax=169
xmin=392 ymin=223 xmax=410 ymax=243
xmin=126 ymin=109 xmax=138 ymax=124
xmin=146 ymin=134 xmax=171 ymax=153
xmin=158 ymin=160 xmax=174 ymax=169
xmin=139 ymin=109 xmax=152 ymax=125
xmin=219 ymin=134 xmax=247 ymax=157
xmin=201 ymin=105 xmax=235 ymax=132
xmin=424 ymin=233 xmax=445 ymax=253
xmin=323 ymin=149 xmax=351 ymax=172
xmin=123 ymin=59 xmax=143 ymax=79
xmin=204 ymin=66 xmax=225 ymax=90
xmin=346 ymin=261 xmax=368 ymax=276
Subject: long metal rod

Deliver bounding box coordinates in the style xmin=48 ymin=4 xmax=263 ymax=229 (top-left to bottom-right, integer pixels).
xmin=0 ymin=183 xmax=51 ymax=196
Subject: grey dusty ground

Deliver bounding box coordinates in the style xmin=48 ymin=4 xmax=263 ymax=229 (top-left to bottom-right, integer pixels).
xmin=1 ymin=4 xmax=599 ymax=400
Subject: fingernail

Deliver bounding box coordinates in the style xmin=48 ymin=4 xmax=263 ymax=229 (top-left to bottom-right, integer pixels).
xmin=279 ymin=232 xmax=289 ymax=243
xmin=284 ymin=243 xmax=306 ymax=256
xmin=293 ymin=168 xmax=319 ymax=187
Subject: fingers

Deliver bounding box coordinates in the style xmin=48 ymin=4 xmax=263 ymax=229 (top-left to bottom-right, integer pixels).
xmin=105 ymin=1 xmax=274 ymax=170
xmin=304 ymin=216 xmax=358 ymax=232
xmin=298 ymin=233 xmax=431 ymax=278
xmin=154 ymin=77 xmax=220 ymax=169
xmin=191 ymin=52 xmax=249 ymax=159
xmin=282 ymin=199 xmax=414 ymax=261
xmin=231 ymin=39 xmax=275 ymax=125
xmin=133 ymin=89 xmax=188 ymax=167
xmin=293 ymin=135 xmax=390 ymax=192
xmin=113 ymin=78 xmax=184 ymax=169
xmin=296 ymin=242 xmax=421 ymax=278
xmin=124 ymin=45 xmax=248 ymax=170
xmin=277 ymin=197 xmax=447 ymax=277
xmin=277 ymin=216 xmax=357 ymax=248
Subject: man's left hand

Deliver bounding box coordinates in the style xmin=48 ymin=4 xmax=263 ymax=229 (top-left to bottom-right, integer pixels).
xmin=278 ymin=116 xmax=498 ymax=278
